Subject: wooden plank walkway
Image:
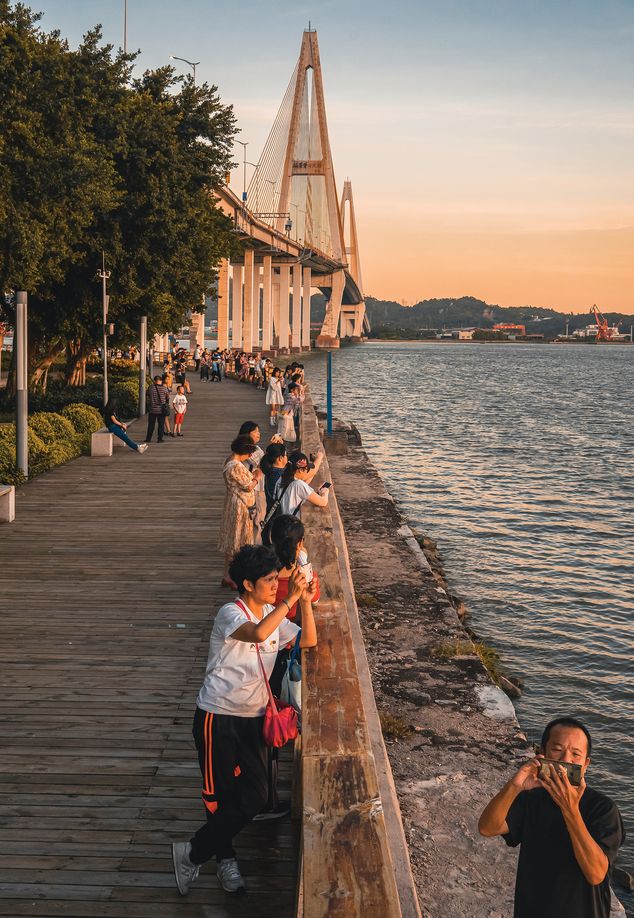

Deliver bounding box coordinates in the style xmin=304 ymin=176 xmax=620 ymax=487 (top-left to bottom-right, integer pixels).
xmin=0 ymin=375 xmax=299 ymax=917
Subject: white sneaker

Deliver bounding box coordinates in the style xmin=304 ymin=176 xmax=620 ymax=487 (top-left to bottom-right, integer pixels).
xmin=172 ymin=841 xmax=200 ymax=895
xmin=137 ymin=443 xmax=148 ymax=454
xmin=216 ymin=857 xmax=246 ymax=893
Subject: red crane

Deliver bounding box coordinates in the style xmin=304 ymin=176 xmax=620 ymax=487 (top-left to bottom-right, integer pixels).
xmin=590 ymin=305 xmax=613 ymax=342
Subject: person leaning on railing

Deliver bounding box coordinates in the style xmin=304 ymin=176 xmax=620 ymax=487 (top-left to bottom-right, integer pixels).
xmin=171 ymin=545 xmax=316 ymax=896
xmin=279 ymin=450 xmax=329 ymax=517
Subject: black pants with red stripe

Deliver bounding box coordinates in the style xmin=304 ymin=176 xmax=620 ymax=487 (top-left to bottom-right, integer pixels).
xmin=189 ymin=707 xmax=269 ymax=864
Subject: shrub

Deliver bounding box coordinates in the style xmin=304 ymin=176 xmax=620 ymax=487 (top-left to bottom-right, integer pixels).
xmin=111 ymin=379 xmax=140 ymax=418
xmin=62 ymin=403 xmax=103 ymax=444
xmin=29 ymin=411 xmax=82 ymax=466
xmin=0 ymin=422 xmax=49 ymax=480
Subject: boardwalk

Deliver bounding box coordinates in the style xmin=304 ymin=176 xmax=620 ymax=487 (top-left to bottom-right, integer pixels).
xmin=0 ymin=375 xmax=298 ymax=917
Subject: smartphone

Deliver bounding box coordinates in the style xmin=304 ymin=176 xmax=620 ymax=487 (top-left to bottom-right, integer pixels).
xmin=320 ymin=481 xmax=332 ymax=490
xmin=537 ymin=758 xmax=582 ymax=787
xmin=299 ymin=561 xmax=313 ymax=583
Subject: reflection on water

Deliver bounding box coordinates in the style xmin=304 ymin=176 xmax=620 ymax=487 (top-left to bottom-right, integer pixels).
xmin=304 ymin=342 xmax=634 ymax=886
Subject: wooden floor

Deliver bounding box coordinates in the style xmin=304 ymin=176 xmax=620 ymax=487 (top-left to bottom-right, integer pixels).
xmin=0 ymin=375 xmax=299 ymax=917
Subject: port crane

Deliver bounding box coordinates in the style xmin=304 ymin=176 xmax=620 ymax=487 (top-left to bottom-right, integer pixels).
xmin=590 ymin=305 xmax=613 ymax=342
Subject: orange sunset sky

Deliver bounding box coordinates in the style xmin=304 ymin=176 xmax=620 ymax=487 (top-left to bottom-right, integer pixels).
xmin=44 ymin=0 xmax=634 ymax=313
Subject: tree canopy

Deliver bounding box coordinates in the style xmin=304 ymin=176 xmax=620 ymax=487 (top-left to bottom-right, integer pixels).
xmin=0 ymin=1 xmax=239 ymax=384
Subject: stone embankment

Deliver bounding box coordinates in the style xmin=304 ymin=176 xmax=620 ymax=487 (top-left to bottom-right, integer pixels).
xmin=321 ymin=416 xmax=529 ymax=918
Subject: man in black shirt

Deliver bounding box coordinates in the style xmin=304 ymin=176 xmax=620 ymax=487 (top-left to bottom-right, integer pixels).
xmin=478 ymin=717 xmax=624 ymax=918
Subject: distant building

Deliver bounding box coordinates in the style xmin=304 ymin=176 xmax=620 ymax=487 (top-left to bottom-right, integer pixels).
xmin=573 ymin=323 xmax=627 ymax=340
xmin=493 ymin=323 xmax=526 ymax=336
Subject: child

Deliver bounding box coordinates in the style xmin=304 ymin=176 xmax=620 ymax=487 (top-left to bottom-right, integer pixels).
xmin=172 ymin=385 xmax=188 ymax=438
xmin=266 ymin=368 xmax=284 ymax=427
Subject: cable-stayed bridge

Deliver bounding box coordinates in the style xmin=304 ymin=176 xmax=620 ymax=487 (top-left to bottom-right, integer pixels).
xmin=209 ymin=28 xmax=369 ymax=352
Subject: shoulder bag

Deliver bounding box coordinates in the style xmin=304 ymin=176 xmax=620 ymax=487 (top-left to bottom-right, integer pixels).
xmin=236 ymin=600 xmax=299 ymax=747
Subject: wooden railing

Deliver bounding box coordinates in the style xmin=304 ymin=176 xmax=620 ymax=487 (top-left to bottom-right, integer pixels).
xmin=296 ymin=394 xmax=422 ymax=917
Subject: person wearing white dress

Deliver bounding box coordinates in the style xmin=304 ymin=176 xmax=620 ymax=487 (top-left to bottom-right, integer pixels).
xmin=265 ymin=368 xmax=284 ymax=427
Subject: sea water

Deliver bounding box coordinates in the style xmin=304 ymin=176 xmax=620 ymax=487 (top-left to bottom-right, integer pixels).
xmin=304 ymin=341 xmax=634 ymax=899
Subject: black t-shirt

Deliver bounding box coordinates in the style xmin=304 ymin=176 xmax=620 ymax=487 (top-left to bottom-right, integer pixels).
xmin=503 ymin=786 xmax=624 ymax=918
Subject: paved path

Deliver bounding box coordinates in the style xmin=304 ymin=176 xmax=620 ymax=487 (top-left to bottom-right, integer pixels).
xmin=0 ymin=375 xmax=298 ymax=916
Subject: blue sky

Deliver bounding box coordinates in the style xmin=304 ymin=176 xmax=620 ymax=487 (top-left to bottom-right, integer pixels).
xmin=37 ymin=0 xmax=634 ymax=310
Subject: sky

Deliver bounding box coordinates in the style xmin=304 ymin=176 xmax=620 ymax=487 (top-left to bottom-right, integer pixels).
xmin=38 ymin=0 xmax=634 ymax=313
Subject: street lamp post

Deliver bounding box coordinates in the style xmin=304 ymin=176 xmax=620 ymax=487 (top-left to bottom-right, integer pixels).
xmin=170 ymin=55 xmax=200 ymax=85
xmin=97 ymin=253 xmax=111 ymax=406
xmin=15 ymin=291 xmax=28 ymax=478
xmin=235 ymin=141 xmax=248 ymax=203
xmin=123 ymin=0 xmax=127 ymax=53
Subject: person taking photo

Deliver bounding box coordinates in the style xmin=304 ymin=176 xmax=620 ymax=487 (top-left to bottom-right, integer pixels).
xmin=478 ymin=716 xmax=624 ymax=918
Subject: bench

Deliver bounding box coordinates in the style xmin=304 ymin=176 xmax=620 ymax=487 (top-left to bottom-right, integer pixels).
xmin=0 ymin=484 xmax=15 ymax=523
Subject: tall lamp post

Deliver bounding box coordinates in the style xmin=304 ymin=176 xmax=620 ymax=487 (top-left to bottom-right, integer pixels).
xmin=123 ymin=0 xmax=127 ymax=53
xmin=170 ymin=55 xmax=200 ymax=85
xmin=235 ymin=140 xmax=248 ymax=203
xmin=15 ymin=291 xmax=28 ymax=478
xmin=97 ymin=253 xmax=111 ymax=406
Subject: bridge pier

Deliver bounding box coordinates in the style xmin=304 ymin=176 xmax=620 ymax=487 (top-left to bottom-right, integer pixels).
xmin=231 ymin=264 xmax=243 ymax=349
xmin=217 ymin=258 xmax=230 ymax=350
xmin=302 ymin=267 xmax=312 ymax=349
xmin=262 ymin=255 xmax=273 ymax=352
xmin=277 ymin=265 xmax=291 ymax=351
xmin=292 ymin=264 xmax=302 ymax=350
xmin=242 ymin=249 xmax=255 ymax=352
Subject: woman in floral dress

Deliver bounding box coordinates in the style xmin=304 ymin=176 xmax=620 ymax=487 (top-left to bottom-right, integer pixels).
xmin=218 ymin=435 xmax=262 ymax=588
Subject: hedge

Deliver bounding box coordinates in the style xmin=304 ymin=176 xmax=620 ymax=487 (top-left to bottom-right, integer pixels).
xmin=0 ymin=402 xmax=103 ymax=485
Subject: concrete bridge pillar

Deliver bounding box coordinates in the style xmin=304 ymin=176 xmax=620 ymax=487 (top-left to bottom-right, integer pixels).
xmin=291 ymin=264 xmax=302 ymax=351
xmin=302 ymin=267 xmax=312 ymax=349
xmin=272 ymin=276 xmax=280 ymax=348
xmin=231 ymin=265 xmax=243 ymax=349
xmin=262 ymin=256 xmax=273 ymax=353
xmin=242 ymin=249 xmax=255 ymax=352
xmin=277 ymin=265 xmax=290 ymax=352
xmin=217 ymin=258 xmax=230 ymax=350
xmin=189 ymin=308 xmax=205 ymax=351
xmin=316 ymin=268 xmax=345 ymax=348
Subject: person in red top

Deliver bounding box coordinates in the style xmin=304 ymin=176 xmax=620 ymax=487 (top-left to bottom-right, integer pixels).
xmin=270 ymin=514 xmax=318 ymax=620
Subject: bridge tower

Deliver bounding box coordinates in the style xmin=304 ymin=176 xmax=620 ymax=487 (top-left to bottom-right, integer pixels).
xmin=339 ymin=179 xmax=367 ymax=340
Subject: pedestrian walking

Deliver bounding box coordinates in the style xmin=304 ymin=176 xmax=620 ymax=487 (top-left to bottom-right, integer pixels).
xmin=173 ymin=385 xmax=188 ymax=437
xmin=145 ymin=375 xmax=170 ymax=443
xmin=193 ymin=345 xmax=202 ymax=372
xmin=200 ymin=351 xmax=210 ymax=382
xmin=171 ymin=546 xmax=315 ymax=896
xmin=103 ymin=399 xmax=147 ymax=453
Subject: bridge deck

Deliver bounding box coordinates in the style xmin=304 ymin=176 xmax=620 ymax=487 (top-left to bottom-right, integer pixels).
xmin=0 ymin=375 xmax=298 ymax=916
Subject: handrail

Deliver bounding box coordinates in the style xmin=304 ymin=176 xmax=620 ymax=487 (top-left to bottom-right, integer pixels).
xmin=297 ymin=391 xmax=422 ymax=917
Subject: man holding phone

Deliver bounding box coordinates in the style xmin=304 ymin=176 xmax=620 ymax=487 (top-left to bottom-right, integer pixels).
xmin=478 ymin=717 xmax=624 ymax=917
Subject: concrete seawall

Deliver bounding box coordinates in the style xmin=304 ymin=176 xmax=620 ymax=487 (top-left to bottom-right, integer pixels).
xmin=316 ymin=407 xmax=529 ymax=918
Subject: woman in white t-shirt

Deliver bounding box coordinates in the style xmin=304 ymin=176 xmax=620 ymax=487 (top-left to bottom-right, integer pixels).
xmin=171 ymin=545 xmax=315 ymax=897
xmin=279 ymin=450 xmax=329 ymax=517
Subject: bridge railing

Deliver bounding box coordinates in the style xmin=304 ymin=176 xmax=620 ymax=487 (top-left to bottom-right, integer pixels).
xmin=296 ymin=393 xmax=421 ymax=917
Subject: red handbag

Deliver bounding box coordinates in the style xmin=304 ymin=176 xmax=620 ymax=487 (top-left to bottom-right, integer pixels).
xmin=236 ymin=600 xmax=299 ymax=747
xmin=256 ymin=645 xmax=299 ymax=748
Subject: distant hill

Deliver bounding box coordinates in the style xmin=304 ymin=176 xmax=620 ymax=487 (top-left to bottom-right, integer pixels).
xmin=206 ymin=292 xmax=632 ymax=338
xmin=363 ymin=296 xmax=632 ymax=338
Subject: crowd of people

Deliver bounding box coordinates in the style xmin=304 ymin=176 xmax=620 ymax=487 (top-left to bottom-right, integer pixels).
xmin=170 ymin=350 xmax=330 ymax=898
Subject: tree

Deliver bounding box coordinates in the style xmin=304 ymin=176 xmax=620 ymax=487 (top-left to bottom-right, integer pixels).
xmin=0 ymin=3 xmax=239 ymax=392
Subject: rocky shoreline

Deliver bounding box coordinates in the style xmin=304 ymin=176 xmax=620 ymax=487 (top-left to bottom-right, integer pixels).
xmin=319 ymin=414 xmax=632 ymax=916
xmin=322 ymin=415 xmax=525 ymax=917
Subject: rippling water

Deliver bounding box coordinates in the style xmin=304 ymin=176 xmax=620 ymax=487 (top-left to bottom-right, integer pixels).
xmin=304 ymin=341 xmax=634 ymax=889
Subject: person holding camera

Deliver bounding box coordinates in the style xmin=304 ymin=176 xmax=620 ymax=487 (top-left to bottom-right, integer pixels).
xmin=279 ymin=450 xmax=329 ymax=517
xmin=478 ymin=716 xmax=624 ymax=918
